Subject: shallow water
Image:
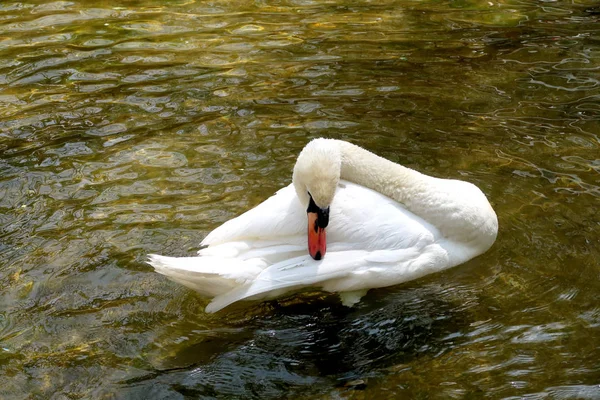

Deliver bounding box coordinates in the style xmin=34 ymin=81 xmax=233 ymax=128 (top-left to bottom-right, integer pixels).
xmin=1 ymin=0 xmax=599 ymax=398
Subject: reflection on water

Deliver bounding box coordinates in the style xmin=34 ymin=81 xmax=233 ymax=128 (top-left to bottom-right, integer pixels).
xmin=1 ymin=0 xmax=599 ymax=398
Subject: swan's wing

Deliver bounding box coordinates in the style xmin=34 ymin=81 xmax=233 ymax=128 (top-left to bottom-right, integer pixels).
xmin=325 ymin=181 xmax=443 ymax=251
xmin=205 ymin=243 xmax=450 ymax=312
xmin=202 ymin=182 xmax=453 ymax=312
xmin=184 ymin=180 xmax=458 ymax=312
xmin=201 ymin=184 xmax=305 ymax=247
xmin=202 ymin=180 xmax=443 ymax=252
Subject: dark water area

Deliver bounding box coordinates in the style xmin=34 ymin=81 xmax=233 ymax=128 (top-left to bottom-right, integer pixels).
xmin=0 ymin=0 xmax=599 ymax=398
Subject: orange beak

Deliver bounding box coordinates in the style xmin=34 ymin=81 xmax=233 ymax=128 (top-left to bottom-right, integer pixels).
xmin=308 ymin=211 xmax=327 ymax=260
xmin=306 ymin=195 xmax=329 ymax=260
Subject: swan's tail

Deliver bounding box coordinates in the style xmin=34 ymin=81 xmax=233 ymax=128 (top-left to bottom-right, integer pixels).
xmin=147 ymin=254 xmax=264 ymax=299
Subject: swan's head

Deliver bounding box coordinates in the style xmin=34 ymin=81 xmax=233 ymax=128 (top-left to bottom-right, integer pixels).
xmin=292 ymin=138 xmax=341 ymax=260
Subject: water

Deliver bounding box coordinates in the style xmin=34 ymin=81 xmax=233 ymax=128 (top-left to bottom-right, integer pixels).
xmin=1 ymin=0 xmax=599 ymax=398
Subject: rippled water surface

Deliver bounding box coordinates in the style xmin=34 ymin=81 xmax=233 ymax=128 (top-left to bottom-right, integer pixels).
xmin=1 ymin=0 xmax=599 ymax=398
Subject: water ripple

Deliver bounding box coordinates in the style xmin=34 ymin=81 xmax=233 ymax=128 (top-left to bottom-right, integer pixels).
xmin=0 ymin=0 xmax=599 ymax=398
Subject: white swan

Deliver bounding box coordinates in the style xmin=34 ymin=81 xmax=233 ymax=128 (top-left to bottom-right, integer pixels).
xmin=149 ymin=138 xmax=498 ymax=313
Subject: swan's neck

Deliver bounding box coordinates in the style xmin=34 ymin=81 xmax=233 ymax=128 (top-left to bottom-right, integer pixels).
xmin=338 ymin=140 xmax=434 ymax=212
xmin=336 ymin=140 xmax=497 ymax=248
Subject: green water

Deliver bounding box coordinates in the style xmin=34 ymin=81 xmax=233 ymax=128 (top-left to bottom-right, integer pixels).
xmin=1 ymin=0 xmax=599 ymax=398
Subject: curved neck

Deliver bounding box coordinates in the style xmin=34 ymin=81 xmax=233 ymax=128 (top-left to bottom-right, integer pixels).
xmin=337 ymin=140 xmax=435 ymax=212
xmin=334 ymin=140 xmax=497 ymax=250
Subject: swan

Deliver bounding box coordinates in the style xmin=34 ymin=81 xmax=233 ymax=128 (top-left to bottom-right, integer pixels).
xmin=148 ymin=138 xmax=498 ymax=313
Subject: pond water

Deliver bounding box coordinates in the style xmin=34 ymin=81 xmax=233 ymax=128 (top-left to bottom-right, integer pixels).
xmin=1 ymin=0 xmax=599 ymax=398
